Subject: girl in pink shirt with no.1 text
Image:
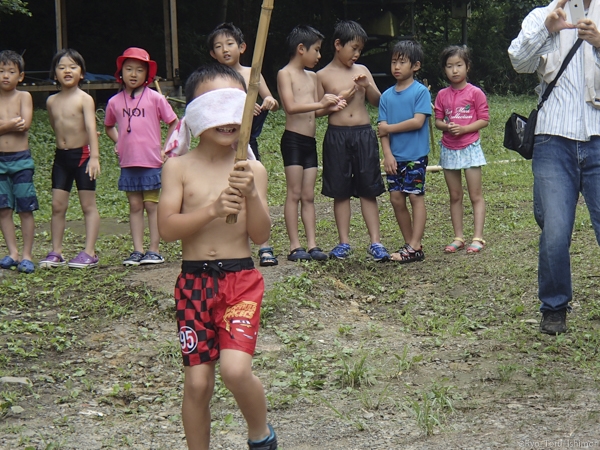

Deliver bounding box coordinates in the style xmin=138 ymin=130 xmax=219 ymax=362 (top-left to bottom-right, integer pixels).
xmin=434 ymin=45 xmax=489 ymax=254
xmin=105 ymin=47 xmax=179 ymax=266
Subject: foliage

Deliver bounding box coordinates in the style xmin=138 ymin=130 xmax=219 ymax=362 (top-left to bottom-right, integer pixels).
xmin=0 ymin=0 xmax=553 ymax=95
xmin=414 ymin=0 xmax=548 ymax=94
xmin=0 ymin=0 xmax=30 ymax=19
xmin=405 ymin=382 xmax=456 ymax=436
xmin=2 ymin=96 xmax=600 ymax=446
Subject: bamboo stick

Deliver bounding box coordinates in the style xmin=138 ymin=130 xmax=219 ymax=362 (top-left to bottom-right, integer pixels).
xmin=154 ymin=79 xmax=163 ymax=95
xmin=423 ymin=79 xmax=436 ymax=157
xmin=226 ymin=0 xmax=274 ymax=224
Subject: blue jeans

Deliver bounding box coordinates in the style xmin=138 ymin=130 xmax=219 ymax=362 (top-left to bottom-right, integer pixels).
xmin=532 ymin=135 xmax=600 ymax=311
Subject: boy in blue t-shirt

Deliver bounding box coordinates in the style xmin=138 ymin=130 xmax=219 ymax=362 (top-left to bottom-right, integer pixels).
xmin=378 ymin=40 xmax=431 ymax=263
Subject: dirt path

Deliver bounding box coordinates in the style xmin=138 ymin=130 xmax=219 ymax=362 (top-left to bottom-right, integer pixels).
xmin=2 ymin=254 xmax=600 ymax=449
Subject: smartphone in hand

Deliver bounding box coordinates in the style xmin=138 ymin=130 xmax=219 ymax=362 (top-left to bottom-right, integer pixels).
xmin=569 ymin=0 xmax=586 ymax=24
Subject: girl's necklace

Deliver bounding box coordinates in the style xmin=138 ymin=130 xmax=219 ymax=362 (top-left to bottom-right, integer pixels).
xmin=122 ymin=86 xmax=146 ymax=133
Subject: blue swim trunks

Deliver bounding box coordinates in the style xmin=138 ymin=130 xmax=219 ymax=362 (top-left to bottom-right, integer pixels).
xmin=0 ymin=149 xmax=39 ymax=212
xmin=386 ymin=156 xmax=428 ymax=195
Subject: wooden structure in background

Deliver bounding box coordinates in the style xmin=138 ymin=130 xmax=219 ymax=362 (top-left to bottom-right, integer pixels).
xmin=18 ymin=0 xmax=181 ymax=95
xmin=343 ymin=0 xmax=416 ymax=88
xmin=344 ymin=0 xmax=416 ymax=39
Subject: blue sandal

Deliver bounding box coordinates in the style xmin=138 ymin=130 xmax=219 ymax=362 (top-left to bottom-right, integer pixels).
xmin=17 ymin=259 xmax=35 ymax=274
xmin=0 ymin=255 xmax=19 ymax=270
xmin=258 ymin=247 xmax=278 ymax=267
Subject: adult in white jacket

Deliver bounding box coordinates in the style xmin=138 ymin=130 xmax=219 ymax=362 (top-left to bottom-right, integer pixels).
xmin=509 ymin=0 xmax=600 ymax=335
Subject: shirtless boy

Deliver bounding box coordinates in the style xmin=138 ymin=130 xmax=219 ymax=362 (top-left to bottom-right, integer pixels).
xmin=0 ymin=50 xmax=37 ymax=274
xmin=158 ymin=64 xmax=277 ymax=450
xmin=40 ymin=49 xmax=101 ymax=269
xmin=277 ymin=25 xmax=345 ymax=261
xmin=208 ymin=22 xmax=279 ymax=267
xmin=317 ymin=20 xmax=389 ymax=261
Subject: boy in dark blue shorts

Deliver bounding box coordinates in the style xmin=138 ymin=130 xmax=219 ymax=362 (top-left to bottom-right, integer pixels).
xmin=0 ymin=50 xmax=37 ymax=274
xmin=208 ymin=22 xmax=280 ymax=267
xmin=378 ymin=40 xmax=431 ymax=263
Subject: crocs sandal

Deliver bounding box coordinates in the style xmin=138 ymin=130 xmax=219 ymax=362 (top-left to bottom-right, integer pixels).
xmin=17 ymin=259 xmax=35 ymax=274
xmin=467 ymin=238 xmax=486 ymax=254
xmin=67 ymin=251 xmax=99 ymax=269
xmin=307 ymin=247 xmax=328 ymax=261
xmin=258 ymin=247 xmax=278 ymax=267
xmin=39 ymin=251 xmax=66 ymax=268
xmin=391 ymin=244 xmax=425 ymax=264
xmin=0 ymin=255 xmax=19 ymax=270
xmin=444 ymin=237 xmax=465 ymax=253
xmin=287 ymin=247 xmax=311 ymax=262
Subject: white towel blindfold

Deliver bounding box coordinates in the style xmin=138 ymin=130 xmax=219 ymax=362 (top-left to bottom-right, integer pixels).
xmin=164 ymin=87 xmax=255 ymax=159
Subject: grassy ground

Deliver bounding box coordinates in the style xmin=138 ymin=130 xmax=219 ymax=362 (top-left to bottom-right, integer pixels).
xmin=1 ymin=95 xmax=600 ymax=449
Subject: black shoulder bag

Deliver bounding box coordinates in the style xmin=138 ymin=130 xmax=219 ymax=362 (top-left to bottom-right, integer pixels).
xmin=504 ymin=38 xmax=583 ymax=159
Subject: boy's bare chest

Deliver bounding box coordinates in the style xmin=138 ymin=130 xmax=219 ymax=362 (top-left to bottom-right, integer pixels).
xmin=291 ymin=73 xmax=315 ymax=99
xmin=51 ymin=98 xmax=81 ymax=121
xmin=182 ymin=166 xmax=231 ymax=209
xmin=0 ymin=96 xmax=21 ymax=119
xmin=238 ymin=67 xmax=251 ymax=84
xmin=322 ymin=67 xmax=362 ymax=94
xmin=53 ymin=112 xmax=80 ymax=126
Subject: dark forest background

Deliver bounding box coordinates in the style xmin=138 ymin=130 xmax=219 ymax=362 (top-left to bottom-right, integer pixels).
xmin=1 ymin=0 xmax=547 ymax=101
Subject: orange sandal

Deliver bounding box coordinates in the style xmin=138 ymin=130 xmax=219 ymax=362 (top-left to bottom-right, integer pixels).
xmin=444 ymin=237 xmax=465 ymax=253
xmin=466 ymin=238 xmax=485 ymax=253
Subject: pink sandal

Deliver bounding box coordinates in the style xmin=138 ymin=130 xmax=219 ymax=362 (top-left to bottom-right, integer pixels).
xmin=466 ymin=238 xmax=486 ymax=254
xmin=444 ymin=237 xmax=465 ymax=253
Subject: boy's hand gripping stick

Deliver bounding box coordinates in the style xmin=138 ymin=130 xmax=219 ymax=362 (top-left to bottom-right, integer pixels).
xmin=226 ymin=0 xmax=274 ymax=224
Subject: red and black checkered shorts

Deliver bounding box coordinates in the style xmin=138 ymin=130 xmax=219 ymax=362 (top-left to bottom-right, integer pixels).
xmin=174 ymin=258 xmax=264 ymax=366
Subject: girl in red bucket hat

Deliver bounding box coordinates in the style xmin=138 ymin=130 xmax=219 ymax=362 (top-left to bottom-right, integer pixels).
xmin=114 ymin=47 xmax=157 ymax=85
xmin=105 ymin=47 xmax=179 ymax=267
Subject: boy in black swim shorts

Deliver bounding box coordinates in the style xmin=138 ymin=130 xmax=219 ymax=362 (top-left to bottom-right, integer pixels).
xmin=280 ymin=130 xmax=318 ymax=169
xmin=277 ymin=25 xmax=347 ymax=262
xmin=158 ymin=64 xmax=277 ymax=450
xmin=52 ymin=145 xmax=96 ymax=192
xmin=41 ymin=49 xmax=101 ymax=269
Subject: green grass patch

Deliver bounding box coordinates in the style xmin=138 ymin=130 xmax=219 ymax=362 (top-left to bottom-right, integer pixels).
xmin=1 ymin=95 xmax=599 ymax=442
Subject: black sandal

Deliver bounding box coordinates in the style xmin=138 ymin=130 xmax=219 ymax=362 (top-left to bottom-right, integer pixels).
xmin=392 ymin=244 xmax=424 ymax=264
xmin=258 ymin=247 xmax=278 ymax=267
